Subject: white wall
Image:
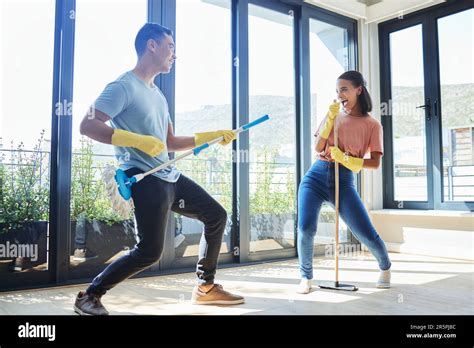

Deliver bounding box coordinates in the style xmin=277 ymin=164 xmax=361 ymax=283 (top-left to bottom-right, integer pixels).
xmin=358 ymin=21 xmax=384 ymax=211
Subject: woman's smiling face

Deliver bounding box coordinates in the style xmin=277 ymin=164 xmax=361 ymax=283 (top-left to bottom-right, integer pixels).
xmin=336 ymin=79 xmax=362 ymax=114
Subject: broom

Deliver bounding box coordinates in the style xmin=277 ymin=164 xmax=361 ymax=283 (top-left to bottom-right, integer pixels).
xmin=318 ymin=104 xmax=358 ymax=292
xmin=103 ymin=114 xmax=270 ymax=219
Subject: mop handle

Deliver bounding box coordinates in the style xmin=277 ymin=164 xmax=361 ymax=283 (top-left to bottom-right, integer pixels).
xmin=334 ymin=103 xmax=340 ymax=284
xmin=135 ymin=114 xmax=270 ymax=181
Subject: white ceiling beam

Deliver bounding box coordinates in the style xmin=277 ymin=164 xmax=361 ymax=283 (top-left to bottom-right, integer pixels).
xmin=304 ymin=0 xmax=447 ymax=23
xmin=365 ymin=0 xmax=446 ymax=23
xmin=304 ymin=0 xmax=367 ymax=20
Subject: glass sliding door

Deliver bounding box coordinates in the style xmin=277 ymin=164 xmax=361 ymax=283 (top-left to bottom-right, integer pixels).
xmin=308 ymin=17 xmax=352 ymax=245
xmin=389 ymin=25 xmax=429 ymax=203
xmin=69 ymin=0 xmax=147 ymax=278
xmin=248 ymin=3 xmax=297 ymax=253
xmin=380 ymin=0 xmax=473 ymax=210
xmin=438 ymin=9 xmax=474 ymax=202
xmin=0 ymin=0 xmax=55 ymax=286
xmin=172 ymin=0 xmax=233 ymax=263
xmin=309 ymin=19 xmax=348 ymax=163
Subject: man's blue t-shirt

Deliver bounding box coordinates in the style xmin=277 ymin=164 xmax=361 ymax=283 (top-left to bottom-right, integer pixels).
xmin=94 ymin=71 xmax=180 ymax=183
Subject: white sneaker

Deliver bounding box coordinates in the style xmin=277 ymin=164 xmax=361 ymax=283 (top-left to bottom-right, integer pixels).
xmin=376 ymin=268 xmax=391 ymax=288
xmin=296 ymin=279 xmax=312 ymax=294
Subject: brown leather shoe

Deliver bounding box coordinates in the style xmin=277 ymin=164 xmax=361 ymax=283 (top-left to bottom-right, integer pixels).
xmin=74 ymin=291 xmax=109 ymax=315
xmin=191 ymin=284 xmax=244 ymax=305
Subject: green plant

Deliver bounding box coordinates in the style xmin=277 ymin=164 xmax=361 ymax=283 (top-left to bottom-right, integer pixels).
xmin=0 ymin=131 xmax=49 ymax=231
xmin=250 ymin=148 xmax=295 ymax=215
xmin=70 ymin=137 xmax=128 ymax=225
xmin=176 ymin=146 xmax=233 ymax=212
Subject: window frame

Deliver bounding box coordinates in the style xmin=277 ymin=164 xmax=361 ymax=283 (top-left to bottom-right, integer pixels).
xmin=379 ymin=0 xmax=474 ymax=211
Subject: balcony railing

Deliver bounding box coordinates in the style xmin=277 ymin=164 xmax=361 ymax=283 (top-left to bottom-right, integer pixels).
xmin=395 ymin=164 xmax=474 ymax=201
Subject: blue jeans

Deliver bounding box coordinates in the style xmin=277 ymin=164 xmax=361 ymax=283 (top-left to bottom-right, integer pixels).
xmin=297 ymin=160 xmax=391 ymax=279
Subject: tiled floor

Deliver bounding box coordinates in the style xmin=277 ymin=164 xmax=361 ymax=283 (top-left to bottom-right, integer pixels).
xmin=0 ymin=252 xmax=472 ymax=315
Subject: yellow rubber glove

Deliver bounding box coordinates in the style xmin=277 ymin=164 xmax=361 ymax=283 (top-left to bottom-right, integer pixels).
xmin=195 ymin=130 xmax=236 ymax=146
xmin=319 ymin=100 xmax=341 ymax=139
xmin=330 ymin=146 xmax=364 ymax=173
xmin=111 ymin=129 xmax=165 ymax=157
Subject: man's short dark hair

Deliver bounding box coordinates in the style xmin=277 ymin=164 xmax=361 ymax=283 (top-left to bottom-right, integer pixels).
xmin=135 ymin=23 xmax=173 ymax=57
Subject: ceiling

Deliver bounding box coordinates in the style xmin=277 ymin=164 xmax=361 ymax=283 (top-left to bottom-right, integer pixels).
xmin=305 ymin=0 xmax=446 ymax=23
xmin=357 ymin=0 xmax=383 ymax=5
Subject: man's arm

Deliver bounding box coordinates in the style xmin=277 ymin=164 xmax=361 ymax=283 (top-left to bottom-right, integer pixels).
xmin=79 ymin=108 xmax=113 ymax=144
xmin=80 ymin=107 xmax=165 ymax=157
xmin=167 ymin=123 xmax=237 ymax=152
xmin=166 ymin=123 xmax=196 ymax=152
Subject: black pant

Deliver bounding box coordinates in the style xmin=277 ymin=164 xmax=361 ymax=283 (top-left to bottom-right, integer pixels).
xmin=87 ymin=168 xmax=227 ymax=295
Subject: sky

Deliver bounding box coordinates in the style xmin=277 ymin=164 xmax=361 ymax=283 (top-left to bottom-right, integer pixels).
xmin=390 ymin=8 xmax=473 ymax=87
xmin=0 ymin=0 xmax=472 ymax=150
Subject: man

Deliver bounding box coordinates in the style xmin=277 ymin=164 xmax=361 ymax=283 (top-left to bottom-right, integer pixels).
xmin=74 ymin=23 xmax=244 ymax=315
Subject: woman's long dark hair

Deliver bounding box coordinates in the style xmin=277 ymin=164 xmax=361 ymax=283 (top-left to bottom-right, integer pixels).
xmin=338 ymin=70 xmax=372 ymax=115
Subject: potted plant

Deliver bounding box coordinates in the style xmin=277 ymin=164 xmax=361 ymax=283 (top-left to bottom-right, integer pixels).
xmin=250 ymin=149 xmax=296 ymax=245
xmin=0 ymin=131 xmax=49 ymax=271
xmin=70 ymin=137 xmax=136 ymax=266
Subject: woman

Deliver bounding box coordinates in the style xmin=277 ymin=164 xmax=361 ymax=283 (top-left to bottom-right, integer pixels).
xmin=297 ymin=70 xmax=391 ymax=294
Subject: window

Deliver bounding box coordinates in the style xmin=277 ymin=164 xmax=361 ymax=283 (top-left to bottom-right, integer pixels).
xmin=310 ymin=19 xmax=349 ymax=163
xmin=309 ymin=17 xmax=353 ymax=245
xmin=70 ymin=0 xmax=147 ymax=277
xmin=173 ymin=0 xmax=232 ymax=260
xmin=248 ymin=3 xmax=297 ymax=253
xmin=0 ymin=0 xmax=55 ymax=277
xmin=438 ymin=9 xmax=474 ymax=202
xmin=380 ymin=0 xmax=473 ymax=210
xmin=389 ymin=25 xmax=428 ymax=202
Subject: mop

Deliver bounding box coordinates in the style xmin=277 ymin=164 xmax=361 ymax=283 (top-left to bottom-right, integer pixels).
xmin=318 ymin=110 xmax=358 ymax=292
xmin=103 ymin=114 xmax=270 ymax=219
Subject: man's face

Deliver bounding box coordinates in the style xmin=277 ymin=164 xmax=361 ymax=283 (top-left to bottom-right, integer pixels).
xmin=150 ymin=34 xmax=176 ymax=74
